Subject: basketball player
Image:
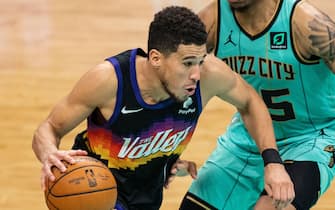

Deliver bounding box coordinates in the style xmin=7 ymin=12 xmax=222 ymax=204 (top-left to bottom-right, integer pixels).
xmin=180 ymin=0 xmax=335 ymax=209
xmin=32 ymin=6 xmax=293 ymax=210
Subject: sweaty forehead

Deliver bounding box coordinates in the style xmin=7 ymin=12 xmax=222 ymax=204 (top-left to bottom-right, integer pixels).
xmin=174 ymin=44 xmax=207 ymax=60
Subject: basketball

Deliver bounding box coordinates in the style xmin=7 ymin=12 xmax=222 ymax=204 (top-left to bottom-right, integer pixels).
xmin=45 ymin=156 xmax=117 ymax=210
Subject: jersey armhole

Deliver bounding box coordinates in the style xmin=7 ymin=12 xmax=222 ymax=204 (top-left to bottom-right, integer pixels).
xmin=214 ymin=0 xmax=221 ymax=56
xmin=105 ymin=57 xmax=124 ymax=124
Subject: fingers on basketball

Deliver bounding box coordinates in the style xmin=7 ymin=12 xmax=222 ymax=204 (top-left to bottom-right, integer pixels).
xmin=45 ymin=156 xmax=117 ymax=210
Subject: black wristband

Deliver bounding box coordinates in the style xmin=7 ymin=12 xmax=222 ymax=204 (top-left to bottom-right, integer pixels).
xmin=261 ymin=148 xmax=283 ymax=166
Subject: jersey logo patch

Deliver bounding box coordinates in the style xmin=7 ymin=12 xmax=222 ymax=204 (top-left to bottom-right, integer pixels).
xmin=224 ymin=30 xmax=236 ymax=46
xmin=179 ymin=97 xmax=195 ymax=114
xmin=121 ymin=106 xmax=143 ymax=114
xmin=270 ymin=32 xmax=287 ymax=49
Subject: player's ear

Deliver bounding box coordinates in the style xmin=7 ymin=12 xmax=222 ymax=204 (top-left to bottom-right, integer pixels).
xmin=148 ymin=49 xmax=161 ymax=68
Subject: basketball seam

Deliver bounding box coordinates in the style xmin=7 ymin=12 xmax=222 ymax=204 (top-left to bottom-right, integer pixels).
xmin=50 ymin=186 xmax=117 ymax=198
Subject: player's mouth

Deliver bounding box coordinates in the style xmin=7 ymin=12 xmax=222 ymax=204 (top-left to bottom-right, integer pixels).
xmin=185 ymin=87 xmax=196 ymax=96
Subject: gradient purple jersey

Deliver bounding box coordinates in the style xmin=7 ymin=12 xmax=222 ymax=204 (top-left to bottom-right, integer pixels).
xmin=73 ymin=48 xmax=202 ymax=209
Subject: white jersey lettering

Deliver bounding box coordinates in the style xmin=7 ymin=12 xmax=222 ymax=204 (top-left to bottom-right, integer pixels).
xmin=118 ymin=126 xmax=192 ymax=159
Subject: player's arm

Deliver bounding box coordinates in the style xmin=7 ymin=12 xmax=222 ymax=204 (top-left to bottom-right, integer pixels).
xmin=198 ymin=0 xmax=218 ymax=53
xmin=32 ymin=61 xmax=118 ymax=187
xmin=292 ymin=1 xmax=335 ymax=72
xmin=200 ymin=54 xmax=295 ymax=208
xmin=201 ymin=54 xmax=278 ymax=151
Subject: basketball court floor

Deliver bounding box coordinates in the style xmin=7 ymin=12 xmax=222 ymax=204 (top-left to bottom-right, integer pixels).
xmin=0 ymin=0 xmax=334 ymax=209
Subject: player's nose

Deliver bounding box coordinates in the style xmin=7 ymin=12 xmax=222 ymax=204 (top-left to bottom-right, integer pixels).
xmin=190 ymin=65 xmax=201 ymax=82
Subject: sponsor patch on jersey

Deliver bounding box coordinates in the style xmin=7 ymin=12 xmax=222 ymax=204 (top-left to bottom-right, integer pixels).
xmin=270 ymin=32 xmax=287 ymax=49
xmin=178 ymin=97 xmax=196 ymax=114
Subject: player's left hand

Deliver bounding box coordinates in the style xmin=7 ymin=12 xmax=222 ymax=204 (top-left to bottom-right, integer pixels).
xmin=164 ymin=159 xmax=197 ymax=189
xmin=264 ymin=163 xmax=295 ymax=209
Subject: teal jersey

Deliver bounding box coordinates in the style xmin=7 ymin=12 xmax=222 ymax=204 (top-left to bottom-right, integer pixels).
xmin=216 ymin=0 xmax=335 ymax=140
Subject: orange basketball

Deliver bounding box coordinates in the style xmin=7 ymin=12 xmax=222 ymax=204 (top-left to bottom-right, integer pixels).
xmin=45 ymin=156 xmax=117 ymax=210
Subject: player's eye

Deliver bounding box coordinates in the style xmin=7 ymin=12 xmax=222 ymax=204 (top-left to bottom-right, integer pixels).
xmin=184 ymin=61 xmax=193 ymax=67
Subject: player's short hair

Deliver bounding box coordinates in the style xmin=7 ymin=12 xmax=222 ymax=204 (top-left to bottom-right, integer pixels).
xmin=148 ymin=6 xmax=207 ymax=55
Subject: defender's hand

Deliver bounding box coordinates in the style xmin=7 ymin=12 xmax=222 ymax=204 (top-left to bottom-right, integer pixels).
xmin=164 ymin=159 xmax=197 ymax=189
xmin=264 ymin=163 xmax=295 ymax=209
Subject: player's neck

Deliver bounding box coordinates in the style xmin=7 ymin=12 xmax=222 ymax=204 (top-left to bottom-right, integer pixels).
xmin=234 ymin=0 xmax=280 ymax=35
xmin=136 ymin=57 xmax=169 ymax=104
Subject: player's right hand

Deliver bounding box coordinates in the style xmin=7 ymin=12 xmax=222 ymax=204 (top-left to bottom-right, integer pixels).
xmin=40 ymin=149 xmax=87 ymax=191
xmin=264 ymin=163 xmax=295 ymax=209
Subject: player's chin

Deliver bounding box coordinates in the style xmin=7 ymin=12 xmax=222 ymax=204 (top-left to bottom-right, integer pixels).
xmin=228 ymin=0 xmax=248 ymax=8
xmin=173 ymin=89 xmax=194 ymax=102
xmin=174 ymin=95 xmax=188 ymax=103
xmin=182 ymin=92 xmax=194 ymax=101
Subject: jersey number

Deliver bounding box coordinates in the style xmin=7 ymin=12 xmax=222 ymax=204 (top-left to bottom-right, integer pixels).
xmin=261 ymin=89 xmax=296 ymax=121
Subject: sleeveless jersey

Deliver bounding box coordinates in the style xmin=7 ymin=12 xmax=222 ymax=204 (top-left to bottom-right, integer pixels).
xmin=216 ymin=0 xmax=335 ymax=140
xmin=73 ymin=48 xmax=202 ymax=209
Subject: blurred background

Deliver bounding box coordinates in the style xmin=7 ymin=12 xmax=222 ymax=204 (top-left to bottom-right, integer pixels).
xmin=0 ymin=0 xmax=333 ymax=209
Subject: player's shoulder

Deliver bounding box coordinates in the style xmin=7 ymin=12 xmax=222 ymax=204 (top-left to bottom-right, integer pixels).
xmin=89 ymin=61 xmax=117 ymax=82
xmin=78 ymin=60 xmax=118 ymax=99
xmin=200 ymin=54 xmax=238 ymax=101
xmin=198 ymin=0 xmax=217 ymax=18
xmin=292 ymin=0 xmax=326 ymax=22
xmin=93 ymin=60 xmax=115 ymax=72
xmin=291 ymin=0 xmax=334 ymax=61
